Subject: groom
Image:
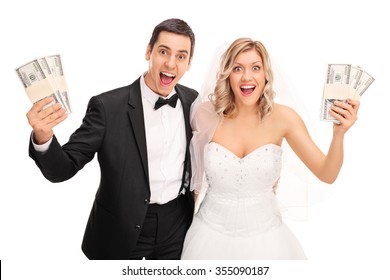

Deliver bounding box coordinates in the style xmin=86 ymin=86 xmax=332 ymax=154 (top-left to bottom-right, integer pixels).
xmin=26 ymin=18 xmax=198 ymax=259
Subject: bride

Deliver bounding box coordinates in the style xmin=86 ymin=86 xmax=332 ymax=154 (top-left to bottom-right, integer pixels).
xmin=181 ymin=38 xmax=359 ymax=260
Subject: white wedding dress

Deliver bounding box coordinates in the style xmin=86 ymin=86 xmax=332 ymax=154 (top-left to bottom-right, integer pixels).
xmin=181 ymin=141 xmax=307 ymax=260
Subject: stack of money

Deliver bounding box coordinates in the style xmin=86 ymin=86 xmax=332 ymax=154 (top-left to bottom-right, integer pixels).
xmin=321 ymin=63 xmax=374 ymax=122
xmin=15 ymin=54 xmax=71 ymax=113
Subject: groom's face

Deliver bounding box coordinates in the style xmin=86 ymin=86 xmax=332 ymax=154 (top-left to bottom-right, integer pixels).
xmin=144 ymin=31 xmax=192 ymax=97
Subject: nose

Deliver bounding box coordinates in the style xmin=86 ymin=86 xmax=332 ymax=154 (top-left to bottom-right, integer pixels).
xmin=165 ymin=55 xmax=176 ymax=69
xmin=241 ymin=69 xmax=251 ymax=81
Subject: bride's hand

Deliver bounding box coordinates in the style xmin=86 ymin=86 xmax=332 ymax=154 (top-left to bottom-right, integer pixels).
xmin=330 ymin=99 xmax=360 ymax=135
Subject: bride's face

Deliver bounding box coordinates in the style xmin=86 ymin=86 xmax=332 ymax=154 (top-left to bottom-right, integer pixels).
xmin=229 ymin=49 xmax=266 ymax=108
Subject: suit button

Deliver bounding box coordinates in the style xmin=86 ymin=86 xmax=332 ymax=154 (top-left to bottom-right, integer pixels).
xmin=144 ymin=199 xmax=149 ymax=205
xmin=135 ymin=225 xmax=141 ymax=231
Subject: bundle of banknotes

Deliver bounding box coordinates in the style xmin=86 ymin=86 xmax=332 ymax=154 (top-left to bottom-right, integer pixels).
xmin=15 ymin=54 xmax=71 ymax=113
xmin=321 ymin=63 xmax=374 ymax=122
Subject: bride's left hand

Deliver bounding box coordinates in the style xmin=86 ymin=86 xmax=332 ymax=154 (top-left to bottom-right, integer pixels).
xmin=330 ymin=99 xmax=360 ymax=135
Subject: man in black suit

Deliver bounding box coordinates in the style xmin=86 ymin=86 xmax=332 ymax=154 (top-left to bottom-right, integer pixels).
xmin=27 ymin=18 xmax=198 ymax=260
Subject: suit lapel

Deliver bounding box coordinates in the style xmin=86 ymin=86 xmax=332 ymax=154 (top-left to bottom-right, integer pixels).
xmin=177 ymin=89 xmax=192 ymax=146
xmin=127 ymin=78 xmax=149 ymax=183
xmin=177 ymin=87 xmax=193 ymax=192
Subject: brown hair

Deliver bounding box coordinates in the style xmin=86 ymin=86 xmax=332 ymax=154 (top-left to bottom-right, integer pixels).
xmin=148 ymin=18 xmax=195 ymax=59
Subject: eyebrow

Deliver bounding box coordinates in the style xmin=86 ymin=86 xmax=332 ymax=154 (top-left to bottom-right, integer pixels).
xmin=158 ymin=44 xmax=189 ymax=54
xmin=233 ymin=60 xmax=263 ymax=66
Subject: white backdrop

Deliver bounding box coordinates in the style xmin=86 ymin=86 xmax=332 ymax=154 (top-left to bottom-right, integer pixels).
xmin=1 ymin=0 xmax=389 ymax=279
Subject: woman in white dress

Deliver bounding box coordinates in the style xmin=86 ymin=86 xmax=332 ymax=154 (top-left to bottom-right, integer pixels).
xmin=181 ymin=38 xmax=359 ymax=260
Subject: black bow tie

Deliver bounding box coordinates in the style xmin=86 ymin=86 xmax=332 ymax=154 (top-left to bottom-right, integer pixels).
xmin=154 ymin=93 xmax=179 ymax=110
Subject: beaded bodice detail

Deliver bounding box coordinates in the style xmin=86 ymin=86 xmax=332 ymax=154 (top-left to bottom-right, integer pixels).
xmin=197 ymin=142 xmax=283 ymax=236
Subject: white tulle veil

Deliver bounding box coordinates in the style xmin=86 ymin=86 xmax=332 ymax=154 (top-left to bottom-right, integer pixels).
xmin=190 ymin=39 xmax=331 ymax=221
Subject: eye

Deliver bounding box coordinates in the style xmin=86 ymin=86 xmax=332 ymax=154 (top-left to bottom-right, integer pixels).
xmin=159 ymin=49 xmax=168 ymax=55
xmin=253 ymin=65 xmax=261 ymax=71
xmin=233 ymin=66 xmax=242 ymax=72
xmin=177 ymin=54 xmax=187 ymax=60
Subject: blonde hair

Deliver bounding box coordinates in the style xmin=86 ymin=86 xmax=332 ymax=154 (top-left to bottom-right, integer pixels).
xmin=210 ymin=38 xmax=275 ymax=119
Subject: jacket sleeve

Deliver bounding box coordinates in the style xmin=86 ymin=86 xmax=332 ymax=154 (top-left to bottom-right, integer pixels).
xmin=29 ymin=96 xmax=106 ymax=183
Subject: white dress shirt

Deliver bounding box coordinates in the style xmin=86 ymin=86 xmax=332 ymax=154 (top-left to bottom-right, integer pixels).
xmin=140 ymin=74 xmax=186 ymax=204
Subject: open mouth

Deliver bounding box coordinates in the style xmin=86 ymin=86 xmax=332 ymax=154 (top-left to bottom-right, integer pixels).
xmin=160 ymin=72 xmax=176 ymax=86
xmin=240 ymin=85 xmax=255 ymax=96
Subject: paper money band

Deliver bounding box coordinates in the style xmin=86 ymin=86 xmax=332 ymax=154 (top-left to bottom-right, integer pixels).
xmin=25 ymin=80 xmax=55 ymax=103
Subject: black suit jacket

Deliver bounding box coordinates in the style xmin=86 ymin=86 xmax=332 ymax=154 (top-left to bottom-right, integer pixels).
xmin=29 ymin=77 xmax=198 ymax=259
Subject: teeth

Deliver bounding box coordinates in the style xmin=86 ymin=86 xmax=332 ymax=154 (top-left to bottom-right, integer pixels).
xmin=241 ymin=85 xmax=255 ymax=89
xmin=161 ymin=72 xmax=175 ymax=77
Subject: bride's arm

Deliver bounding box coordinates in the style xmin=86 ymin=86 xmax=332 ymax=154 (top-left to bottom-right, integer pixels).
xmin=283 ymin=99 xmax=359 ymax=184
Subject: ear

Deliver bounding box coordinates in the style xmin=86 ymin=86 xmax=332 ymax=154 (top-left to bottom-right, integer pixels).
xmin=145 ymin=44 xmax=151 ymax=60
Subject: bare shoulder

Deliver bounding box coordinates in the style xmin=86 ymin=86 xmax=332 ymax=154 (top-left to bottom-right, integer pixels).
xmin=272 ymin=103 xmax=308 ymax=139
xmin=272 ymin=103 xmax=302 ymax=123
